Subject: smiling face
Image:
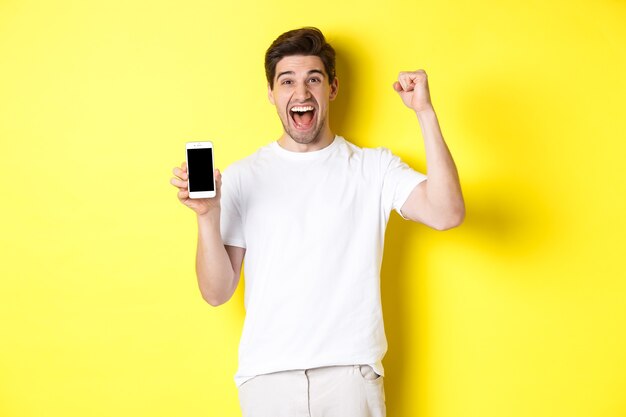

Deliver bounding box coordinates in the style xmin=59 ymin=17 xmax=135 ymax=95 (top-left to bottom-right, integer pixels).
xmin=268 ymin=55 xmax=338 ymax=149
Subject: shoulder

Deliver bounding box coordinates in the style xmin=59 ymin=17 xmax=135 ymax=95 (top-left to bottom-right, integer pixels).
xmin=337 ymin=136 xmax=389 ymax=160
xmin=223 ymin=142 xmax=274 ymax=176
xmin=338 ymin=136 xmax=396 ymax=169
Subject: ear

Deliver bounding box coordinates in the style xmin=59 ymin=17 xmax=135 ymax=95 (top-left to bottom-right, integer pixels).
xmin=267 ymin=83 xmax=275 ymax=105
xmin=329 ymin=77 xmax=339 ymax=101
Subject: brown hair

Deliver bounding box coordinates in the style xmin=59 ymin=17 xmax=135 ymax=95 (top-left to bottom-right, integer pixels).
xmin=265 ymin=27 xmax=336 ymax=89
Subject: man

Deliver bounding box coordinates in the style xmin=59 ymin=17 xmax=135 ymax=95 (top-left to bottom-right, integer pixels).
xmin=170 ymin=27 xmax=464 ymax=417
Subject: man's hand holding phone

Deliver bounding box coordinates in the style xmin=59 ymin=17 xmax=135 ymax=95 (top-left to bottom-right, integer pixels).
xmin=171 ymin=143 xmax=241 ymax=309
xmin=170 ymin=162 xmax=221 ymax=217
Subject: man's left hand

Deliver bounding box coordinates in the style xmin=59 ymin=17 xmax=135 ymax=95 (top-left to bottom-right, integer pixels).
xmin=393 ymin=69 xmax=433 ymax=114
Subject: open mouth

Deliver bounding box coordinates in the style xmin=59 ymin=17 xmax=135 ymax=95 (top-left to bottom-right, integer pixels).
xmin=289 ymin=105 xmax=316 ymax=130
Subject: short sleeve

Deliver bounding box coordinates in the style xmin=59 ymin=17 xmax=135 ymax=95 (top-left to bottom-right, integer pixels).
xmin=219 ymin=166 xmax=246 ymax=248
xmin=380 ymin=148 xmax=427 ymax=220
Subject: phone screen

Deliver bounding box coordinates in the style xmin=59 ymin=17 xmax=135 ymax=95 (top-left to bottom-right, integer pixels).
xmin=186 ymin=147 xmax=214 ymax=192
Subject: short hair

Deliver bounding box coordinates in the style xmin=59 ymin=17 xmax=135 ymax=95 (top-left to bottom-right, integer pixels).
xmin=265 ymin=27 xmax=336 ymax=89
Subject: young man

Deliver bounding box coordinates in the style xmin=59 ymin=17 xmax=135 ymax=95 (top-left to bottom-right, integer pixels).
xmin=170 ymin=27 xmax=464 ymax=417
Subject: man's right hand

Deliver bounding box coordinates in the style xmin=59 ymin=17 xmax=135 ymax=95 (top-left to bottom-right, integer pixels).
xmin=170 ymin=161 xmax=222 ymax=217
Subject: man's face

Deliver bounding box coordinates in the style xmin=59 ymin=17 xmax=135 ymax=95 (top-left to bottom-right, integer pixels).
xmin=268 ymin=55 xmax=338 ymax=145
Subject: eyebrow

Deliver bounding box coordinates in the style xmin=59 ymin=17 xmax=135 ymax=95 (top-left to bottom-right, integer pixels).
xmin=276 ymin=69 xmax=325 ymax=81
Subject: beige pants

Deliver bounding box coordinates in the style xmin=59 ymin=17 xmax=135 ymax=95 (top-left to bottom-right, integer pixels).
xmin=237 ymin=364 xmax=386 ymax=417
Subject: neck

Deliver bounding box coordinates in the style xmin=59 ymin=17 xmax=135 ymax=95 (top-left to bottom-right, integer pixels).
xmin=277 ymin=126 xmax=335 ymax=152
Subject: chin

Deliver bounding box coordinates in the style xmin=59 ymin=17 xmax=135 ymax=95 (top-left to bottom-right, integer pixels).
xmin=291 ymin=134 xmax=318 ymax=144
xmin=287 ymin=125 xmax=325 ymax=145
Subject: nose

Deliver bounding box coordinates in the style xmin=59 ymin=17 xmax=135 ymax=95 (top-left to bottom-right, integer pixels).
xmin=294 ymin=82 xmax=311 ymax=101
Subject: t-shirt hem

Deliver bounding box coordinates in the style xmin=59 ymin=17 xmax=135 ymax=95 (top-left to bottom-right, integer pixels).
xmin=396 ymin=174 xmax=427 ymax=220
xmin=222 ymin=239 xmax=246 ymax=248
xmin=234 ymin=357 xmax=385 ymax=387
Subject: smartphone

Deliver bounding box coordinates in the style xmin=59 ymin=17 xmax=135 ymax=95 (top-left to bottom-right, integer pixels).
xmin=185 ymin=141 xmax=216 ymax=199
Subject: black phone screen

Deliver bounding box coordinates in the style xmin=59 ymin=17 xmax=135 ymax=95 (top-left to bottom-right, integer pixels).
xmin=186 ymin=147 xmax=214 ymax=192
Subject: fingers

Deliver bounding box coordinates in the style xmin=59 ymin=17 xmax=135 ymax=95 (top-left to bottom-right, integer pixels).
xmin=170 ymin=166 xmax=222 ymax=199
xmin=398 ymin=73 xmax=412 ymax=91
xmin=170 ymin=177 xmax=187 ymax=189
xmin=173 ymin=165 xmax=188 ymax=180
xmin=171 ymin=163 xmax=188 ymax=190
xmin=396 ymin=70 xmax=427 ymax=91
xmin=171 ymin=162 xmax=189 ymax=191
xmin=177 ymin=189 xmax=189 ymax=200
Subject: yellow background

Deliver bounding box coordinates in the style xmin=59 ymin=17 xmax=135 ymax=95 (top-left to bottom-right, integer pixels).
xmin=1 ymin=0 xmax=625 ymax=416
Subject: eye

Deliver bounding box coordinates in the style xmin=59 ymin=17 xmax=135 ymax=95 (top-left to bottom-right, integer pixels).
xmin=281 ymin=79 xmax=293 ymax=85
xmin=308 ymin=77 xmax=321 ymax=84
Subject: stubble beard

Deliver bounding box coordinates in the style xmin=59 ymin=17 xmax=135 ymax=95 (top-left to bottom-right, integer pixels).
xmin=280 ymin=110 xmax=327 ymax=146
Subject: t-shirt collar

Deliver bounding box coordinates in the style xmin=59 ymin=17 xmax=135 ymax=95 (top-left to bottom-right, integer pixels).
xmin=270 ymin=135 xmax=342 ymax=160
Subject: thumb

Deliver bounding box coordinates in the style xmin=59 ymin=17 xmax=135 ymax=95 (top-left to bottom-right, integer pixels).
xmin=392 ymin=81 xmax=403 ymax=92
xmin=214 ymin=169 xmax=222 ymax=199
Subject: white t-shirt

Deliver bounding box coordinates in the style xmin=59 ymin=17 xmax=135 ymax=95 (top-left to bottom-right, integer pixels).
xmin=219 ymin=135 xmax=427 ymax=387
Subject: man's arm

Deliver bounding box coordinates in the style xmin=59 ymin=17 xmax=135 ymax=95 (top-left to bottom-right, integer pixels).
xmin=394 ymin=70 xmax=465 ymax=230
xmin=196 ymin=214 xmax=246 ymax=306
xmin=171 ymin=165 xmax=245 ymax=306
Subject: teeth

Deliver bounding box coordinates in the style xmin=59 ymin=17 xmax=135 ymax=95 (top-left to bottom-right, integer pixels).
xmin=290 ymin=106 xmax=315 ymax=112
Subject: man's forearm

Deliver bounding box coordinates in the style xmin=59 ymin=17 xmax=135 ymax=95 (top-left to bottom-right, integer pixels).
xmin=195 ymin=211 xmax=236 ymax=306
xmin=416 ymin=107 xmax=465 ymax=225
